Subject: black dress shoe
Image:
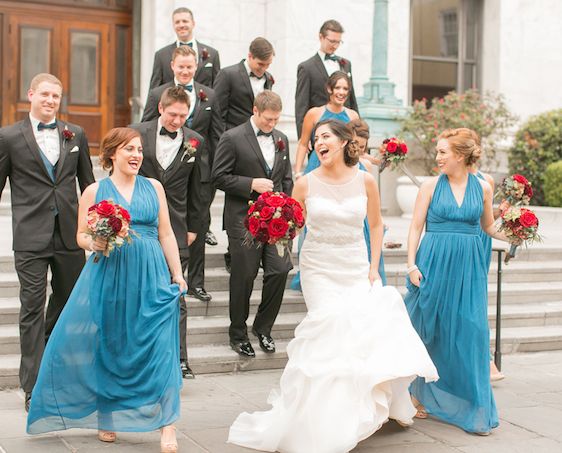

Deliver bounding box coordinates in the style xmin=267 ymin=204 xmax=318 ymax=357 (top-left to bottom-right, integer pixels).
xmin=230 ymin=341 xmax=255 ymax=358
xmin=224 ymin=252 xmax=231 ymax=274
xmin=252 ymin=328 xmax=276 ymax=353
xmin=25 ymin=391 xmax=32 ymax=412
xmin=205 ymin=231 xmax=218 ymax=246
xmin=180 ymin=360 xmax=195 ymax=379
xmin=187 ymin=287 xmax=212 ymax=302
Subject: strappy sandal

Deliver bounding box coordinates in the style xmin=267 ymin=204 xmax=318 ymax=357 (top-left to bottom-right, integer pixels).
xmin=98 ymin=430 xmax=116 ymax=442
xmin=160 ymin=425 xmax=178 ymax=453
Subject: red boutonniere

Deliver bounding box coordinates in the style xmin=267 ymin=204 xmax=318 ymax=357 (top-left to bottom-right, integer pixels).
xmin=268 ymin=74 xmax=275 ymax=85
xmin=201 ymin=47 xmax=209 ymax=61
xmin=182 ymin=137 xmax=200 ymax=162
xmin=276 ymin=137 xmax=285 ymax=152
xmin=198 ymin=89 xmax=208 ymax=102
xmin=339 ymin=58 xmax=348 ymax=67
xmin=62 ymin=125 xmax=75 ymax=141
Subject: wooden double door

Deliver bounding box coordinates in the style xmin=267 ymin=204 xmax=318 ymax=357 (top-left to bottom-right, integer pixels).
xmin=0 ymin=1 xmax=133 ymax=153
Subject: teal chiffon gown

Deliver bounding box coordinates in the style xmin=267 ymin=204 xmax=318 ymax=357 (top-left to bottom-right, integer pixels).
xmin=290 ymin=108 xmax=386 ymax=290
xmin=27 ymin=176 xmax=183 ymax=434
xmin=404 ymin=173 xmax=499 ymax=433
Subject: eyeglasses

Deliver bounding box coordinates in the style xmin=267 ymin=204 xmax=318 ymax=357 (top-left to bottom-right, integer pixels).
xmin=324 ymin=38 xmax=343 ymax=45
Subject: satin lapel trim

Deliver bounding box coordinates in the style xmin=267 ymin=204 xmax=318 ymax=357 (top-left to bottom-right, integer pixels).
xmin=144 ymin=123 xmax=165 ymax=175
xmin=270 ymin=131 xmax=283 ymax=177
xmin=313 ymin=53 xmax=329 ymax=78
xmin=238 ymin=61 xmax=255 ymax=103
xmin=21 ymin=118 xmax=53 ymax=182
xmin=190 ymin=82 xmax=205 ymax=126
xmin=244 ymin=122 xmax=268 ymax=177
xmin=163 ymin=127 xmax=190 ymax=181
xmin=54 ymin=121 xmax=68 ymax=181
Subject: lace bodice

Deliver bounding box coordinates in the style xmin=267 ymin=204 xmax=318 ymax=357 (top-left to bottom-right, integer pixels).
xmin=304 ymin=169 xmax=367 ymax=246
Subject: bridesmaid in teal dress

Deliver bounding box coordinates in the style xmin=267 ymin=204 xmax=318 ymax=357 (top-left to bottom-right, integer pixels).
xmin=291 ymin=72 xmax=386 ymax=289
xmin=404 ymin=128 xmax=511 ymax=435
xmin=27 ymin=128 xmax=185 ymax=453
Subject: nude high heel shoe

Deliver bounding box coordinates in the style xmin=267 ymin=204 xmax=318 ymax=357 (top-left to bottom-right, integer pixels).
xmin=160 ymin=425 xmax=178 ymax=453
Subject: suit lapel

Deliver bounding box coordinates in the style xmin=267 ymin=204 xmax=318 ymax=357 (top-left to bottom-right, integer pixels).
xmin=238 ymin=61 xmax=255 ymax=103
xmin=244 ymin=122 xmax=268 ymax=177
xmin=142 ymin=122 xmax=164 ymax=175
xmin=270 ymin=131 xmax=283 ymax=178
xmin=21 ymin=118 xmax=53 ymax=182
xmin=54 ymin=121 xmax=68 ymax=181
xmin=313 ymin=53 xmax=329 ymax=78
xmin=164 ymin=126 xmax=193 ymax=181
xmin=190 ymin=81 xmax=206 ymax=126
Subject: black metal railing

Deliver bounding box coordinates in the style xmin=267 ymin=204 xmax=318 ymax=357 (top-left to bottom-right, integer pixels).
xmin=493 ymin=247 xmax=504 ymax=371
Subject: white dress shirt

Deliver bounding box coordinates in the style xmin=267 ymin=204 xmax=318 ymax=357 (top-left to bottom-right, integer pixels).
xmin=29 ymin=114 xmax=60 ymax=166
xmin=156 ymin=119 xmax=184 ymax=170
xmin=244 ymin=60 xmax=266 ymax=98
xmin=318 ymin=50 xmax=340 ymax=76
xmin=250 ymin=117 xmax=275 ymax=171
xmin=174 ymin=77 xmax=196 ymax=118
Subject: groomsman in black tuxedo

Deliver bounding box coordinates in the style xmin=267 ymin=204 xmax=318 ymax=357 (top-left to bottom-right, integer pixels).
xmin=142 ymin=45 xmax=224 ymax=303
xmin=212 ymin=91 xmax=293 ymax=358
xmin=0 ymin=73 xmax=95 ymax=410
xmin=131 ymin=86 xmax=206 ymax=379
xmin=149 ymin=7 xmax=220 ymax=89
xmin=295 ymin=19 xmax=358 ymax=137
xmin=213 ymin=37 xmax=275 ymax=131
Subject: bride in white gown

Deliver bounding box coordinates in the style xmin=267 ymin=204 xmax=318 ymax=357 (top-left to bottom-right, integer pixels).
xmin=228 ymin=119 xmax=438 ymax=453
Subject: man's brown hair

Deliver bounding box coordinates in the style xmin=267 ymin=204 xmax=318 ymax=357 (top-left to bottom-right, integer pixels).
xmin=29 ymin=73 xmax=63 ymax=91
xmin=319 ymin=19 xmax=344 ymax=36
xmin=172 ymin=7 xmax=193 ymax=19
xmin=160 ymin=86 xmax=190 ymax=110
xmin=172 ymin=45 xmax=197 ymax=61
xmin=249 ymin=37 xmax=275 ymax=60
xmin=254 ymin=90 xmax=282 ymax=112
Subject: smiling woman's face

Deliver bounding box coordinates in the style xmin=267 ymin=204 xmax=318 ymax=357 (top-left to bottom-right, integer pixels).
xmin=314 ymin=124 xmax=346 ymax=167
xmin=111 ymin=137 xmax=143 ymax=176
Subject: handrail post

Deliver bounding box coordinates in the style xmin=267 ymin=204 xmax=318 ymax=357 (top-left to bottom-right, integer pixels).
xmin=494 ymin=248 xmax=503 ymax=371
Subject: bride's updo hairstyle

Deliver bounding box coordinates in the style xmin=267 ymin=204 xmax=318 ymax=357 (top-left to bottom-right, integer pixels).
xmin=99 ymin=127 xmax=141 ymax=172
xmin=438 ymin=128 xmax=482 ymax=166
xmin=315 ymin=119 xmax=360 ymax=167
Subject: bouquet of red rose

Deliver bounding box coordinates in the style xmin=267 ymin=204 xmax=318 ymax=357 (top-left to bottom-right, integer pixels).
xmin=378 ymin=137 xmax=408 ymax=173
xmin=498 ymin=206 xmax=541 ymax=263
xmin=86 ymin=199 xmax=134 ymax=262
xmin=244 ymin=192 xmax=305 ymax=256
xmin=496 ymin=174 xmax=533 ymax=206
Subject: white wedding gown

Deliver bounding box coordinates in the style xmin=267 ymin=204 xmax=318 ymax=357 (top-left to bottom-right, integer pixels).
xmin=228 ymin=169 xmax=438 ymax=453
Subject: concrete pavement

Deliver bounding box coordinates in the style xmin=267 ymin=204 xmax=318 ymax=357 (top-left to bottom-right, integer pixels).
xmin=0 ymin=350 xmax=561 ymax=452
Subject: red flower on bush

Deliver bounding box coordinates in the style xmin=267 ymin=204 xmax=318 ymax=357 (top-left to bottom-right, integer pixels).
xmin=268 ymin=218 xmax=289 ymax=238
xmin=96 ymin=200 xmax=116 ymax=216
xmin=519 ymin=209 xmax=538 ymax=228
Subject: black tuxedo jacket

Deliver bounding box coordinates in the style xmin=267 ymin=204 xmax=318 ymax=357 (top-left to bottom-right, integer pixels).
xmin=294 ymin=53 xmax=359 ymax=137
xmin=131 ymin=120 xmax=205 ymax=249
xmin=213 ymin=61 xmax=275 ymax=131
xmin=0 ymin=118 xmax=94 ymax=251
xmin=211 ymin=120 xmax=293 ymax=238
xmin=149 ymin=41 xmax=221 ymax=89
xmin=141 ymin=80 xmax=224 ymax=182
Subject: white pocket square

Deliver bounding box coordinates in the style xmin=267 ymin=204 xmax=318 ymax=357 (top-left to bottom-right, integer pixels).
xmin=283 ymin=155 xmax=287 ymax=160
xmin=187 ymin=157 xmax=196 ymax=163
xmin=70 ymin=146 xmax=79 ymax=153
xmin=205 ymin=106 xmax=211 ymax=111
xmin=204 ymin=62 xmax=213 ymax=68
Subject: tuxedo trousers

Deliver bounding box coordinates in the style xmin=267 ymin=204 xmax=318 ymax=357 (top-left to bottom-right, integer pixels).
xmin=14 ymin=218 xmax=85 ymax=392
xmin=179 ymin=248 xmax=190 ymax=362
xmin=228 ymin=235 xmax=292 ymax=343
xmin=188 ymin=181 xmax=212 ymax=289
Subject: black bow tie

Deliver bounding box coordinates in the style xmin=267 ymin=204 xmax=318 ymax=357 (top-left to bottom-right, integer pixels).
xmin=177 ymin=84 xmax=193 ymax=92
xmin=159 ymin=127 xmax=178 ymax=140
xmin=249 ymin=72 xmax=264 ymax=80
xmin=324 ymin=54 xmax=339 ymax=62
xmin=179 ymin=41 xmax=193 ymax=48
xmin=37 ymin=121 xmax=57 ymax=131
xmin=257 ymin=130 xmax=272 ymax=138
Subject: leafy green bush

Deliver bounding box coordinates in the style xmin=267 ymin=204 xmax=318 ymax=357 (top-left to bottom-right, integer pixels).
xmin=399 ymin=90 xmax=516 ymax=174
xmin=543 ymin=161 xmax=562 ymax=207
xmin=508 ymin=109 xmax=562 ymax=205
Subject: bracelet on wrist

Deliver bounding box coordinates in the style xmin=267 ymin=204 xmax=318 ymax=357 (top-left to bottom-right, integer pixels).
xmin=407 ymin=264 xmax=418 ymax=274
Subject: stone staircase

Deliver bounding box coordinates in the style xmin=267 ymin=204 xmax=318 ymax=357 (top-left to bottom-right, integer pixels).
xmin=1 ymin=189 xmax=562 ymax=387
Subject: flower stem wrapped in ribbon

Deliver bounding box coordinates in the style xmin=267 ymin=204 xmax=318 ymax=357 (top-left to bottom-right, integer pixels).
xmin=497 ymin=206 xmax=541 ymax=263
xmin=244 ymin=191 xmax=305 ymax=256
xmin=86 ymin=199 xmax=135 ymax=262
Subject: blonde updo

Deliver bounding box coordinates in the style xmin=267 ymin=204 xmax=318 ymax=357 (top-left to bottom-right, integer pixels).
xmin=316 ymin=119 xmax=360 ymax=166
xmin=438 ymin=128 xmax=481 ymax=166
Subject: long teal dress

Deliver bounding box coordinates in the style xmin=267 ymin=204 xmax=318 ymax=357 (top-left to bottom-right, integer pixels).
xmin=291 ymin=108 xmax=386 ymax=290
xmin=405 ymin=173 xmax=498 ymax=433
xmin=27 ymin=176 xmax=182 ymax=434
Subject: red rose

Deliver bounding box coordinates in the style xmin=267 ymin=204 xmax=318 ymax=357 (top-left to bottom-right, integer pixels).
xmin=519 ymin=209 xmax=538 ymax=228
xmin=88 ymin=205 xmax=96 ymax=212
xmin=386 ymin=141 xmax=398 ymax=153
xmin=265 ymin=195 xmax=286 ymax=208
xmin=524 ymin=185 xmax=533 ymax=198
xmin=117 ymin=206 xmax=131 ymax=222
xmin=254 ymin=199 xmax=266 ymax=210
xmin=62 ymin=127 xmax=75 ymax=141
xmin=339 ymin=58 xmax=348 ymax=67
xmin=276 ymin=138 xmax=285 ymax=152
xmin=201 ymin=48 xmax=209 ymax=60
xmin=188 ymin=137 xmax=200 ymax=148
xmin=268 ymin=74 xmax=275 ymax=85
xmin=198 ymin=89 xmax=208 ymax=102
xmin=260 ymin=192 xmax=272 ymax=199
xmin=512 ymin=174 xmax=528 ymax=185
xmin=268 ymin=218 xmax=289 ymax=239
xmin=281 ymin=205 xmax=294 ymax=221
xmin=293 ymin=206 xmax=304 ymax=226
xmin=247 ymin=216 xmax=260 ymax=236
xmin=108 ymin=216 xmax=122 ymax=234
xmin=96 ymin=200 xmax=116 ymax=217
xmin=260 ymin=206 xmax=275 ymax=220
xmin=399 ymin=143 xmax=408 ymax=154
